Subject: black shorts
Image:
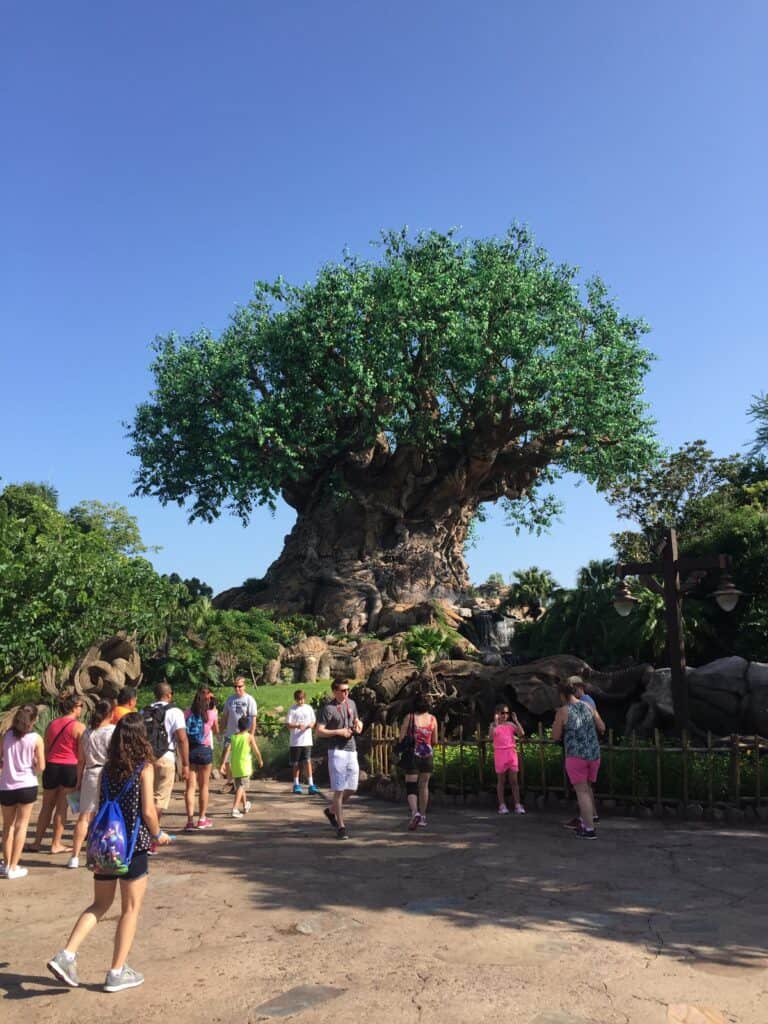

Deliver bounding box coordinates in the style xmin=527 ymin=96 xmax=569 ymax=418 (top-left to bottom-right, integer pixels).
xmin=0 ymin=785 xmax=38 ymax=806
xmin=289 ymin=746 xmax=312 ymax=766
xmin=94 ymin=851 xmax=149 ymax=882
xmin=42 ymin=764 xmax=78 ymax=790
xmin=190 ymin=745 xmax=213 ymax=766
xmin=400 ymin=755 xmax=434 ymax=774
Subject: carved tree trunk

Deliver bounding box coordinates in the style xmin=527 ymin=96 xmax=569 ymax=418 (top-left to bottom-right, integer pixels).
xmin=215 ymin=432 xmax=552 ymax=631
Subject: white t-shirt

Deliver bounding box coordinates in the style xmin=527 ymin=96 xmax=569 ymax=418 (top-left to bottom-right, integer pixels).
xmin=222 ymin=693 xmax=258 ymax=738
xmin=287 ymin=703 xmax=316 ymax=747
xmin=151 ymin=702 xmax=187 ymax=764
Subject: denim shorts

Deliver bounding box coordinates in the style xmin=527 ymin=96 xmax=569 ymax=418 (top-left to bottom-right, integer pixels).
xmin=190 ymin=745 xmax=213 ymax=766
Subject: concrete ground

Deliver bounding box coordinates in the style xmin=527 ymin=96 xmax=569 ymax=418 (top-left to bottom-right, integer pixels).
xmin=1 ymin=781 xmax=766 ymax=1024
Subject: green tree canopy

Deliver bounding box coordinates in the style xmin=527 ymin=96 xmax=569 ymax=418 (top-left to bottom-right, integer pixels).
xmin=132 ymin=227 xmax=656 ymax=520
xmin=130 ymin=226 xmax=658 ymax=626
xmin=0 ymin=484 xmax=183 ymax=688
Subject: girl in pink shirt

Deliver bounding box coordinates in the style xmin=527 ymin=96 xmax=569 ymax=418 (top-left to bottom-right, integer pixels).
xmin=1 ymin=704 xmax=45 ymax=879
xmin=489 ymin=704 xmax=525 ymax=815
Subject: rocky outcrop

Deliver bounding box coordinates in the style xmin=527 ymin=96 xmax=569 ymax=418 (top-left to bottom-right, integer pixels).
xmin=70 ymin=634 xmax=142 ymax=701
xmin=353 ymin=651 xmax=768 ymax=739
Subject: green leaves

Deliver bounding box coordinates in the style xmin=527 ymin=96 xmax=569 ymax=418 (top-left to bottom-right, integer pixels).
xmin=129 ymin=225 xmax=658 ymax=523
xmin=0 ymin=484 xmax=183 ymax=686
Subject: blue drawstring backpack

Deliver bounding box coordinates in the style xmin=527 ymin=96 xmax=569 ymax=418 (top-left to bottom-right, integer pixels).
xmin=86 ymin=765 xmax=143 ymax=876
xmin=186 ymin=713 xmax=205 ymax=745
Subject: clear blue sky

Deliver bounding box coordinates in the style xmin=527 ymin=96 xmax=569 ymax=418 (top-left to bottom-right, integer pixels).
xmin=2 ymin=2 xmax=766 ymax=594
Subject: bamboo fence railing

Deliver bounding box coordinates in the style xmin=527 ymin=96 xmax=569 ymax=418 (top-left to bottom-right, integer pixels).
xmin=366 ymin=722 xmax=768 ymax=811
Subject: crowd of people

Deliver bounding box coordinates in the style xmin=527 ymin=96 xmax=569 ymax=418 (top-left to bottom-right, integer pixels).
xmin=0 ymin=672 xmax=605 ymax=991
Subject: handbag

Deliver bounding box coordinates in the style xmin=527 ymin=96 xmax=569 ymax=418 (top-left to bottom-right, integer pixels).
xmin=393 ymin=714 xmax=415 ymax=764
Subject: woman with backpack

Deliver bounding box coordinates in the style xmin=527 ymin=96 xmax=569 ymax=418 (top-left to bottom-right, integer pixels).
xmin=30 ymin=694 xmax=86 ymax=853
xmin=67 ymin=699 xmax=116 ymax=869
xmin=397 ymin=694 xmax=438 ymax=831
xmin=1 ymin=704 xmax=45 ymax=879
xmin=183 ymin=686 xmax=218 ymax=831
xmin=47 ymin=713 xmax=171 ymax=992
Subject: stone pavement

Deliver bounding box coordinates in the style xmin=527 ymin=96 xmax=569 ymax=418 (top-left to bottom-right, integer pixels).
xmin=1 ymin=781 xmax=766 ymax=1023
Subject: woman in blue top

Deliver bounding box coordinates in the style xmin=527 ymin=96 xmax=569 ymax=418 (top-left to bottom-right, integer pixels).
xmin=551 ymin=677 xmax=605 ymax=840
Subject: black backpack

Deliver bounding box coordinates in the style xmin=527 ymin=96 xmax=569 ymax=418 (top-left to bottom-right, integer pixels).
xmin=141 ymin=703 xmax=173 ymax=759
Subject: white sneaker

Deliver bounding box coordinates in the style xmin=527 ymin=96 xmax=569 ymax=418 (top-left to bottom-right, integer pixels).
xmin=498 ymin=804 xmax=510 ymax=815
xmin=67 ymin=856 xmax=80 ymax=869
xmin=514 ymin=804 xmax=526 ymax=815
xmin=6 ymin=866 xmax=29 ymax=879
xmin=244 ymin=801 xmax=252 ymax=813
xmin=231 ymin=809 xmax=243 ymax=818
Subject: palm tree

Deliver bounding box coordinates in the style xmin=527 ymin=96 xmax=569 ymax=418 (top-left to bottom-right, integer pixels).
xmin=506 ymin=566 xmax=559 ymax=618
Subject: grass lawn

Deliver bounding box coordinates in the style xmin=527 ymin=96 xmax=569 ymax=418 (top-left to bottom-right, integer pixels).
xmin=141 ymin=680 xmax=335 ymax=715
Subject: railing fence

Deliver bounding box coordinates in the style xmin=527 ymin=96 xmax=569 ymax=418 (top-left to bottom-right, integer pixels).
xmin=366 ymin=723 xmax=768 ymax=815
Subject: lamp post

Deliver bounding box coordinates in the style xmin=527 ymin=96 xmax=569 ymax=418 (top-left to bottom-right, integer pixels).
xmin=613 ymin=527 xmax=742 ymax=732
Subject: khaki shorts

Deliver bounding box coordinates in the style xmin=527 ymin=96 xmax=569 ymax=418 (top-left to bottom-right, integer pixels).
xmin=154 ymin=759 xmax=176 ymax=809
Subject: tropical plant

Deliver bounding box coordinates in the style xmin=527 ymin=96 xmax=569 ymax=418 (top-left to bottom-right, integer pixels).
xmin=404 ymin=625 xmax=451 ymax=668
xmin=505 ymin=566 xmax=559 ymax=618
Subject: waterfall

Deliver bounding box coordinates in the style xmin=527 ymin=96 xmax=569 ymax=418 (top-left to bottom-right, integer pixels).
xmin=471 ymin=610 xmax=515 ymax=652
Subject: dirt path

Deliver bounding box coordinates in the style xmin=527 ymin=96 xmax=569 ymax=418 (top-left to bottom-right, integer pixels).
xmin=2 ymin=781 xmax=766 ymax=1023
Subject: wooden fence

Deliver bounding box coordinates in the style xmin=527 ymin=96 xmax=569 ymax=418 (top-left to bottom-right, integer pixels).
xmin=366 ymin=722 xmax=768 ymax=812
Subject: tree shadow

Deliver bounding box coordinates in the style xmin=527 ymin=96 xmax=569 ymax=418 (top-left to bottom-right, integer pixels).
xmin=154 ymin=786 xmax=768 ymax=972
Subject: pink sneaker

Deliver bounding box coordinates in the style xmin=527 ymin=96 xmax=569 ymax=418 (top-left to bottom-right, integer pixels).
xmin=183 ymin=819 xmax=196 ymax=832
xmin=498 ymin=804 xmax=510 ymax=815
xmin=408 ymin=813 xmax=421 ymax=831
xmin=514 ymin=804 xmax=526 ymax=815
xmin=197 ymin=818 xmax=213 ymax=829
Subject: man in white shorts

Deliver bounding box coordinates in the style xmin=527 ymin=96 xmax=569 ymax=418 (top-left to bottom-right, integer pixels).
xmin=316 ymin=680 xmax=362 ymax=840
xmin=220 ymin=677 xmax=258 ymax=789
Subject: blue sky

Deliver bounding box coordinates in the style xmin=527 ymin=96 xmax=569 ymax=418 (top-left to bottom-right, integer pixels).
xmin=2 ymin=2 xmax=766 ymax=594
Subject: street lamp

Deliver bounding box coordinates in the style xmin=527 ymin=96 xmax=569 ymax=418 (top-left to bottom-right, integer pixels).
xmin=613 ymin=526 xmax=743 ymax=731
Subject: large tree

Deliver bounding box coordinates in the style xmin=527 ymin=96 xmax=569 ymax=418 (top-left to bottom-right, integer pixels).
xmin=130 ymin=227 xmax=657 ymax=630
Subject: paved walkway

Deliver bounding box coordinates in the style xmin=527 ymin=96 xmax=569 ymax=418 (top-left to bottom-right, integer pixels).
xmin=1 ymin=782 xmax=766 ymax=1023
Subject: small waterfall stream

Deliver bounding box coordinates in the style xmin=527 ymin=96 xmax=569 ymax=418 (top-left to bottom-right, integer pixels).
xmin=471 ymin=610 xmax=516 ymax=653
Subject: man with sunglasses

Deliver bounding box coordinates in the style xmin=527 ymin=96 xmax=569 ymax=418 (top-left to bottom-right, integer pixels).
xmin=316 ymin=680 xmax=363 ymax=840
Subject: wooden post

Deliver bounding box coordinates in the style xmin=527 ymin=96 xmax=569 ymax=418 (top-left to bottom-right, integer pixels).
xmin=755 ymin=734 xmax=761 ymax=807
xmin=728 ymin=734 xmax=741 ymax=805
xmin=459 ymin=722 xmax=465 ymax=798
xmin=440 ymin=720 xmax=447 ymax=791
xmin=654 ymin=729 xmax=663 ymax=810
xmin=706 ymin=731 xmax=713 ymax=808
xmin=681 ymin=729 xmax=689 ymax=809
xmin=537 ymin=721 xmax=546 ymax=794
xmin=519 ymin=734 xmax=526 ymax=794
xmin=608 ymin=728 xmax=615 ymax=798
xmin=662 ymin=528 xmax=689 ymax=731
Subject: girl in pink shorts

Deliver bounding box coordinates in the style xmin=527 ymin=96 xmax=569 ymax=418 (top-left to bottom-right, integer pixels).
xmin=489 ymin=704 xmax=525 ymax=815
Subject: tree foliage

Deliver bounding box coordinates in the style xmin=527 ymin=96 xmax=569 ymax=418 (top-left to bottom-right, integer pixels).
xmin=130 ymin=226 xmax=657 ymax=531
xmin=0 ymin=483 xmax=184 ymax=688
xmin=504 ymin=566 xmax=559 ymax=618
xmin=523 ymin=440 xmax=768 ymax=668
xmin=748 ymin=392 xmax=768 ymax=456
